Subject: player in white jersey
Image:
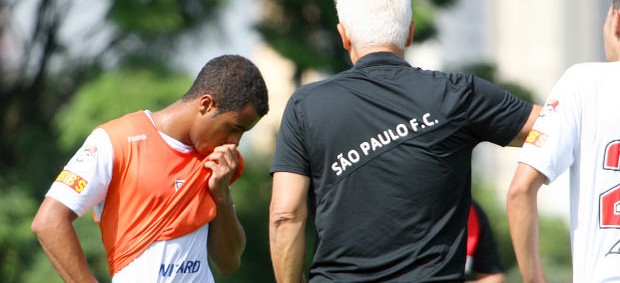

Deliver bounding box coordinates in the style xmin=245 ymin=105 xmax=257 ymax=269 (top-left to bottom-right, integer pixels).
xmin=507 ymin=1 xmax=620 ymax=282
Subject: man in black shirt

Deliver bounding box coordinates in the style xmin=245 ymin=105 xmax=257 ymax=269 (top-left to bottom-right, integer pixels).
xmin=269 ymin=0 xmax=541 ymax=282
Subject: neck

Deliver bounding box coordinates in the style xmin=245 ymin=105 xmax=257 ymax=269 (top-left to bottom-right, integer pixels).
xmin=151 ymin=100 xmax=193 ymax=144
xmin=349 ymin=45 xmax=405 ymax=64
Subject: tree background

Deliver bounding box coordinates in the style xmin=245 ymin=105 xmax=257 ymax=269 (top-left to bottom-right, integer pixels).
xmin=0 ymin=0 xmax=570 ymax=282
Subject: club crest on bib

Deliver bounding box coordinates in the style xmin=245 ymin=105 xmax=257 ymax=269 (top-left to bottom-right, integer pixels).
xmin=174 ymin=180 xmax=186 ymax=191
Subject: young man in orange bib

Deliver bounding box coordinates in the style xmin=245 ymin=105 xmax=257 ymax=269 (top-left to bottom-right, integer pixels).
xmin=31 ymin=55 xmax=269 ymax=282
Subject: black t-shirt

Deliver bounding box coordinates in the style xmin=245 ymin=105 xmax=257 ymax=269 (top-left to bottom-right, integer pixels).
xmin=271 ymin=52 xmax=532 ymax=282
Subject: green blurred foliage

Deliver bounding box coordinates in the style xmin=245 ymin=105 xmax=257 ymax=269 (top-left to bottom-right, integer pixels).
xmin=55 ymin=63 xmax=192 ymax=151
xmin=108 ymin=0 xmax=226 ymax=38
xmin=0 ymin=0 xmax=231 ymax=184
xmin=0 ymin=189 xmax=38 ymax=283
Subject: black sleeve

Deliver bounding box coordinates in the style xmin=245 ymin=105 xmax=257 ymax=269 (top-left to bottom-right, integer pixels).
xmin=270 ymin=92 xmax=311 ymax=176
xmin=466 ymin=76 xmax=533 ymax=146
xmin=472 ymin=202 xmax=504 ymax=274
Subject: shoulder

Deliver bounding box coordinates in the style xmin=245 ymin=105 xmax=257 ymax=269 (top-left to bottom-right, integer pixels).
xmin=99 ymin=111 xmax=146 ymax=129
xmin=293 ymin=72 xmax=352 ymax=98
xmin=284 ymin=72 xmax=357 ymax=114
xmin=563 ymin=61 xmax=620 ymax=80
xmin=98 ymin=111 xmax=150 ymax=140
xmin=294 ymin=67 xmax=474 ymax=97
xmin=552 ymin=62 xmax=620 ymax=100
xmin=417 ymin=68 xmax=474 ymax=86
xmin=566 ymin=61 xmax=620 ymax=71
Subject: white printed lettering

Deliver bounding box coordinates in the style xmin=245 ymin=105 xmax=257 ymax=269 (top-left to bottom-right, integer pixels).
xmin=330 ymin=112 xmax=439 ymax=176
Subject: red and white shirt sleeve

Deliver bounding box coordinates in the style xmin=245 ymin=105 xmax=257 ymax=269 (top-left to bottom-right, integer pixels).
xmin=518 ymin=66 xmax=581 ymax=183
xmin=46 ymin=128 xmax=113 ymax=217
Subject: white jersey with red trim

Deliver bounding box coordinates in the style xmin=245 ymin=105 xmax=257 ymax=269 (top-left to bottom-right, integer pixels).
xmin=519 ymin=62 xmax=620 ymax=283
xmin=46 ymin=111 xmax=215 ymax=283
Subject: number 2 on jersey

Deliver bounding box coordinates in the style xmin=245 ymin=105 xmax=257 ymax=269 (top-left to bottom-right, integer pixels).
xmin=601 ymin=141 xmax=620 ymax=228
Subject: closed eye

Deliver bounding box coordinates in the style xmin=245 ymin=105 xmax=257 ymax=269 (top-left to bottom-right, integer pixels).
xmin=233 ymin=123 xmax=248 ymax=133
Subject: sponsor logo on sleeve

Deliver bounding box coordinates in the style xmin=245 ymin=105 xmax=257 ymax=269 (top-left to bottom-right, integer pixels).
xmin=55 ymin=170 xmax=88 ymax=193
xmin=539 ymin=98 xmax=559 ymax=118
xmin=75 ymin=144 xmax=98 ymax=163
xmin=525 ymin=130 xmax=548 ymax=147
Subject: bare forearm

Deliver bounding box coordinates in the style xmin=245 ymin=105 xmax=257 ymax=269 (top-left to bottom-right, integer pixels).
xmin=507 ymin=165 xmax=547 ymax=283
xmin=466 ymin=273 xmax=506 ymax=283
xmin=270 ymin=216 xmax=306 ymax=283
xmin=507 ymin=190 xmax=545 ymax=282
xmin=32 ymin=198 xmax=97 ymax=283
xmin=208 ymin=191 xmax=246 ymax=275
xmin=36 ymin=227 xmax=97 ymax=282
xmin=270 ymin=172 xmax=310 ymax=283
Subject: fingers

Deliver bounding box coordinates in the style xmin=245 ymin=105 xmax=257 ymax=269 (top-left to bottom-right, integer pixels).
xmin=204 ymin=144 xmax=239 ymax=194
xmin=206 ymin=144 xmax=238 ymax=170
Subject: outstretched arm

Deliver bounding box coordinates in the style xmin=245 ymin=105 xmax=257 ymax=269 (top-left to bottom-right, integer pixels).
xmin=506 ymin=163 xmax=548 ymax=283
xmin=31 ymin=197 xmax=98 ymax=283
xmin=206 ymin=144 xmax=246 ymax=275
xmin=270 ymin=172 xmax=310 ymax=283
xmin=507 ymin=104 xmax=542 ymax=147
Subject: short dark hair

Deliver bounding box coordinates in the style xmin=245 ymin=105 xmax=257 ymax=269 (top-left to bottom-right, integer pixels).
xmin=183 ymin=55 xmax=269 ymax=117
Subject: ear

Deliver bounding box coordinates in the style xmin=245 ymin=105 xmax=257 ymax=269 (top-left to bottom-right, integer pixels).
xmin=337 ymin=23 xmax=351 ymax=51
xmin=405 ymin=20 xmax=415 ymax=47
xmin=198 ymin=94 xmax=216 ymax=115
xmin=405 ymin=20 xmax=415 ymax=46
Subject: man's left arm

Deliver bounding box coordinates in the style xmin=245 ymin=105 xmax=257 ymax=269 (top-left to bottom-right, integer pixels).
xmin=468 ymin=76 xmax=542 ymax=147
xmin=270 ymin=172 xmax=310 ymax=283
xmin=205 ymin=144 xmax=246 ymax=275
xmin=507 ymin=104 xmax=542 ymax=147
xmin=506 ymin=163 xmax=548 ymax=283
